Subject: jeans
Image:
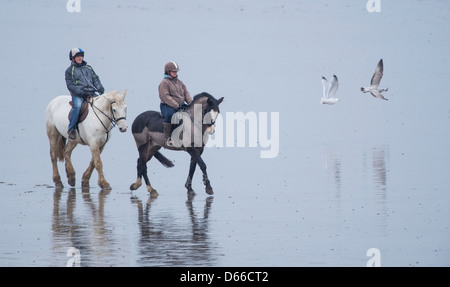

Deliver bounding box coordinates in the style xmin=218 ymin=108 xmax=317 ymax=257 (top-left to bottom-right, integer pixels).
xmin=68 ymin=95 xmax=84 ymax=131
xmin=160 ymin=103 xmax=177 ymax=124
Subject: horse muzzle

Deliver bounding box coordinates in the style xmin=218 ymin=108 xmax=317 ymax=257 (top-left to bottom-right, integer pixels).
xmin=115 ymin=117 xmax=128 ymax=132
xmin=206 ymin=124 xmax=216 ymax=135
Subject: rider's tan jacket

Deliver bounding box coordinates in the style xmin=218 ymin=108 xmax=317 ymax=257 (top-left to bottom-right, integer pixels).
xmin=158 ymin=76 xmax=192 ymax=109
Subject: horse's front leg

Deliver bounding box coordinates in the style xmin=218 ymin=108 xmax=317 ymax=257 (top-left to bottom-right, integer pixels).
xmin=64 ymin=141 xmax=78 ymax=187
xmin=82 ymin=145 xmax=106 ymax=189
xmin=186 ymin=147 xmax=213 ymax=195
xmin=82 ymin=158 xmax=95 ymax=189
xmin=88 ymin=145 xmax=111 ymax=190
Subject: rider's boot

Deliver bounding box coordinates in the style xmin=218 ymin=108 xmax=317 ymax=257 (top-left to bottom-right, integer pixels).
xmin=68 ymin=129 xmax=77 ymax=140
xmin=163 ymin=123 xmax=174 ymax=147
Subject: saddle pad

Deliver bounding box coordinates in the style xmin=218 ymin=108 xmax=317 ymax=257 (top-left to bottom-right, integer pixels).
xmin=68 ymin=101 xmax=89 ymax=123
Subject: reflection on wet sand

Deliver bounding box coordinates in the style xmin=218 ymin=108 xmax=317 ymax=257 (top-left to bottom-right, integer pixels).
xmin=372 ymin=146 xmax=389 ymax=195
xmin=52 ymin=188 xmax=115 ymax=266
xmin=131 ymin=195 xmax=218 ymax=266
xmin=325 ymin=149 xmax=342 ymax=195
xmin=324 ymin=145 xmax=390 ymax=219
xmin=372 ymin=145 xmax=389 ymax=220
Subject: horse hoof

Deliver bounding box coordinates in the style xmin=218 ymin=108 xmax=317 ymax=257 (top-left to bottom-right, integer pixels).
xmin=82 ymin=181 xmax=90 ymax=189
xmin=55 ymin=182 xmax=64 ymax=189
xmin=130 ymin=178 xmax=142 ymax=191
xmin=187 ymin=190 xmax=196 ymax=198
xmin=147 ymin=185 xmax=158 ymax=195
xmin=68 ymin=178 xmax=76 ymax=187
xmin=130 ymin=183 xmax=140 ymax=190
xmin=148 ymin=188 xmax=159 ymax=198
xmin=205 ymin=188 xmax=214 ymax=195
xmin=150 ymin=190 xmax=159 ymax=198
xmin=101 ymin=183 xmax=112 ymax=191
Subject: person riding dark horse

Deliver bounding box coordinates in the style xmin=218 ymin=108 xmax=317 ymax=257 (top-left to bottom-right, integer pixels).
xmin=130 ymin=92 xmax=224 ymax=197
xmin=65 ymin=48 xmax=105 ymax=140
xmin=158 ymin=61 xmax=192 ymax=147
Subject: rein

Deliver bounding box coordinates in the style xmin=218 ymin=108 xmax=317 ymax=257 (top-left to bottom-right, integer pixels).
xmin=85 ymin=97 xmax=126 ymax=148
xmin=185 ymin=102 xmax=216 ymax=127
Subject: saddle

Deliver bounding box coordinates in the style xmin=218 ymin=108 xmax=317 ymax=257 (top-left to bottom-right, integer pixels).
xmin=68 ymin=100 xmax=89 ymax=124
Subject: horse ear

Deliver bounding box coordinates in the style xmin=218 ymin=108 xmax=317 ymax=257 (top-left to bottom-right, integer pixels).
xmin=122 ymin=89 xmax=127 ymax=99
xmin=218 ymin=97 xmax=224 ymax=104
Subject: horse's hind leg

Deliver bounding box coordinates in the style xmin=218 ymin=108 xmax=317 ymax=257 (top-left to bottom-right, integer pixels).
xmin=64 ymin=140 xmax=78 ymax=187
xmin=130 ymin=157 xmax=158 ymax=197
xmin=130 ymin=143 xmax=158 ymax=197
xmin=47 ymin=127 xmax=65 ymax=189
xmin=140 ymin=156 xmax=159 ymax=197
xmin=129 ymin=157 xmax=143 ymax=190
xmin=130 ymin=157 xmax=150 ymax=192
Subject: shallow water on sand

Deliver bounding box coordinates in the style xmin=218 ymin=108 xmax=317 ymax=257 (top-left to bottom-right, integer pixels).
xmin=1 ymin=127 xmax=449 ymax=266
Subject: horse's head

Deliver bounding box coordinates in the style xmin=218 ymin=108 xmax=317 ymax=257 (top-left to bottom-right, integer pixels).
xmin=190 ymin=92 xmax=224 ymax=135
xmin=105 ymin=90 xmax=128 ymax=132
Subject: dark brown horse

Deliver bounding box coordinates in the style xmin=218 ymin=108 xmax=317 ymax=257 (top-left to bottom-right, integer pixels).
xmin=129 ymin=92 xmax=223 ymax=197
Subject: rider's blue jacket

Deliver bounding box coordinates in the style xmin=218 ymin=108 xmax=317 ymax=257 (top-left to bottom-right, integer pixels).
xmin=65 ymin=60 xmax=104 ymax=98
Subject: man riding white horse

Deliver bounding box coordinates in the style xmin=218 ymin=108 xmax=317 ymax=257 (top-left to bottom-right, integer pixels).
xmin=65 ymin=48 xmax=105 ymax=140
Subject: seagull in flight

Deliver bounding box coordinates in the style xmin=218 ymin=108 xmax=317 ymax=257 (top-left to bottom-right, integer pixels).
xmin=321 ymin=74 xmax=339 ymax=105
xmin=361 ymin=58 xmax=388 ymax=100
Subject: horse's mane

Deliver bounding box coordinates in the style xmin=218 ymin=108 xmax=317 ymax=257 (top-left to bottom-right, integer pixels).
xmin=191 ymin=92 xmax=215 ymax=105
xmin=92 ymin=90 xmax=126 ymax=103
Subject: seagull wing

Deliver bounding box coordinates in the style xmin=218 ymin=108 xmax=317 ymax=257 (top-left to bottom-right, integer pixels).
xmin=322 ymin=76 xmax=329 ymax=99
xmin=370 ymin=89 xmax=388 ymax=100
xmin=328 ymin=75 xmax=339 ymax=98
xmin=370 ymin=59 xmax=384 ymax=86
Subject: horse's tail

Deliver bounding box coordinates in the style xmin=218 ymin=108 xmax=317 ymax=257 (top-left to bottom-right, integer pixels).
xmin=154 ymin=151 xmax=174 ymax=168
xmin=55 ymin=135 xmax=66 ymax=161
xmin=46 ymin=123 xmax=66 ymax=162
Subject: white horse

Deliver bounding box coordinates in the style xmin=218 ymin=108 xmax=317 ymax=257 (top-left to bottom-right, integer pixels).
xmin=45 ymin=90 xmax=128 ymax=190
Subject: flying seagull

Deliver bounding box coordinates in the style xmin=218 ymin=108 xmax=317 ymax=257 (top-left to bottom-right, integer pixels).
xmin=321 ymin=74 xmax=339 ymax=105
xmin=361 ymin=58 xmax=388 ymax=100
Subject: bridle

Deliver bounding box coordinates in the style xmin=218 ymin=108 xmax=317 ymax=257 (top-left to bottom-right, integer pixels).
xmin=78 ymin=98 xmax=126 ymax=148
xmin=91 ymin=99 xmax=126 ymax=132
